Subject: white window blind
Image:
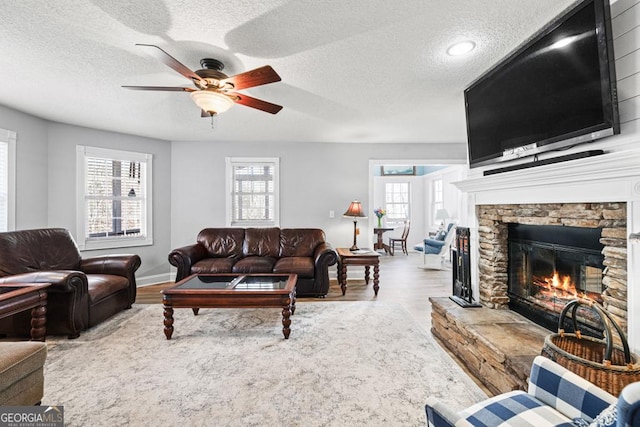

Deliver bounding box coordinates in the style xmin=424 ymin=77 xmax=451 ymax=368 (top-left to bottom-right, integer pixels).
xmin=226 ymin=157 xmax=279 ymax=226
xmin=76 ymin=146 xmax=153 ymax=250
xmin=0 ymin=129 xmax=16 ymax=232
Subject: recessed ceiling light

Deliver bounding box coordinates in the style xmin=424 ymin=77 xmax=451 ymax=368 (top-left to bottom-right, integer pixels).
xmin=447 ymin=41 xmax=476 ymax=56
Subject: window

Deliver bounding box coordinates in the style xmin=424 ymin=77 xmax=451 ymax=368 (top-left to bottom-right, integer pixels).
xmin=0 ymin=129 xmax=16 ymax=232
xmin=226 ymin=157 xmax=279 ymax=227
xmin=433 ymin=178 xmax=443 ymax=226
xmin=76 ymin=146 xmax=153 ymax=250
xmin=384 ymin=182 xmax=410 ymax=224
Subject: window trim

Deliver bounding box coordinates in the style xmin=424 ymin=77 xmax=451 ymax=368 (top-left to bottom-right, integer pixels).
xmin=76 ymin=145 xmax=153 ymax=251
xmin=384 ymin=181 xmax=411 ymax=225
xmin=225 ymin=157 xmax=280 ymax=227
xmin=0 ymin=129 xmax=16 ymax=232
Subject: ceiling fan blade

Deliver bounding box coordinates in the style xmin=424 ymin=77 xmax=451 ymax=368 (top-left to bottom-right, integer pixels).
xmin=221 ymin=66 xmax=281 ymax=90
xmin=230 ymin=92 xmax=283 ymax=114
xmin=135 ymin=44 xmax=204 ymax=83
xmin=122 ymin=85 xmax=195 ymax=92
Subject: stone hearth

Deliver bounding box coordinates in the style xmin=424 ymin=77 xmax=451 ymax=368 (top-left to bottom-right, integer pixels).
xmin=430 ymin=297 xmax=548 ymax=395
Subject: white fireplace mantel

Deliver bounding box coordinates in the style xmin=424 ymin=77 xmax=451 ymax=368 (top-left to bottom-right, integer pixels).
xmin=454 ymin=149 xmax=640 ymax=353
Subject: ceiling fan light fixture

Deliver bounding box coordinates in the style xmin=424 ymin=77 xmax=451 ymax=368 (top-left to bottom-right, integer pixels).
xmin=190 ymin=90 xmax=235 ymax=114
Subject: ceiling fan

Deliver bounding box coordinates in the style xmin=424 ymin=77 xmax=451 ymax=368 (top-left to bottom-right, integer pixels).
xmin=123 ymin=44 xmax=283 ymax=117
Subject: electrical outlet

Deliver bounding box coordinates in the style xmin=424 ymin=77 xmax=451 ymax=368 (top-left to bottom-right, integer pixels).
xmin=329 ymin=210 xmax=335 ymax=218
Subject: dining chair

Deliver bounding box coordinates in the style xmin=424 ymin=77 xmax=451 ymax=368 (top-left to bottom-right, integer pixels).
xmin=388 ymin=220 xmax=410 ymax=256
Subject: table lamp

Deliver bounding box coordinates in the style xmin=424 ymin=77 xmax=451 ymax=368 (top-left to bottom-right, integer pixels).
xmin=435 ymin=209 xmax=449 ymax=231
xmin=343 ymin=201 xmax=367 ymax=251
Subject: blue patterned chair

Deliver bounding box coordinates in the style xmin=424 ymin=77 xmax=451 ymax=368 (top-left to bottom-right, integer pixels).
xmin=425 ymin=355 xmax=640 ymax=426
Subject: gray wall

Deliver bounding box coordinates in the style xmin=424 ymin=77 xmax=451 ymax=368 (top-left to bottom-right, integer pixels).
xmin=169 ymin=140 xmax=466 ymax=251
xmin=0 ymin=105 xmax=49 ymax=227
xmin=0 ymin=105 xmax=172 ymax=282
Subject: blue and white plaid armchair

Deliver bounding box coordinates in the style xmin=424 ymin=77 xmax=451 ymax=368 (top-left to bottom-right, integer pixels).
xmin=425 ymin=355 xmax=640 ymax=426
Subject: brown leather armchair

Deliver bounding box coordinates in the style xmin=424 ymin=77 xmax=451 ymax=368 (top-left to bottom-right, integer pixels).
xmin=0 ymin=228 xmax=141 ymax=338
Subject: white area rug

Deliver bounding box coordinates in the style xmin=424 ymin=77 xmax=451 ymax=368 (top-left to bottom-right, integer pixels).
xmin=43 ymin=301 xmax=486 ymax=426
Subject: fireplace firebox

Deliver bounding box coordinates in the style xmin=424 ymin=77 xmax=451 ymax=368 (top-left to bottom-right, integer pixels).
xmin=508 ymin=224 xmax=605 ymax=336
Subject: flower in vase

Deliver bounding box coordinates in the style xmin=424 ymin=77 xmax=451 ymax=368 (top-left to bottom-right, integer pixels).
xmin=373 ymin=208 xmax=386 ymax=227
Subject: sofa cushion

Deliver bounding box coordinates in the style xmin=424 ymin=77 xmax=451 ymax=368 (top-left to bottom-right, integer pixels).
xmin=232 ymin=256 xmax=276 ymax=274
xmin=0 ymin=228 xmax=82 ymax=276
xmin=280 ymin=229 xmax=325 ymax=257
xmin=273 ymin=257 xmax=314 ymax=278
xmin=87 ymin=274 xmax=130 ymax=304
xmin=197 ymin=228 xmax=245 ymax=258
xmin=455 ymin=390 xmax=574 ymax=427
xmin=192 ymin=258 xmax=235 ymax=274
xmin=243 ymin=228 xmax=281 ymax=257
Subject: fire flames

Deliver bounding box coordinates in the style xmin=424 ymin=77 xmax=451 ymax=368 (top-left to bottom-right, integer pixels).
xmin=533 ymin=272 xmax=590 ymax=301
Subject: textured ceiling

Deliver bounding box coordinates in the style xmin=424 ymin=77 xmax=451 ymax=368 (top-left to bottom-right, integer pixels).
xmin=0 ymin=0 xmax=580 ymax=143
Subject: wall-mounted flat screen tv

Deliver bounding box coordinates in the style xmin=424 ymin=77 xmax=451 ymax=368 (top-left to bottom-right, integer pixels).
xmin=464 ymin=0 xmax=619 ymax=169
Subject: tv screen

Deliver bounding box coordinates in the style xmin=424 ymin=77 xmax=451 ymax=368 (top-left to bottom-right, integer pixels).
xmin=464 ymin=0 xmax=619 ymax=169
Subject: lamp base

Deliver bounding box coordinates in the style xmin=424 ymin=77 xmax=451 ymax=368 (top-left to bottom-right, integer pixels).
xmin=350 ymin=245 xmax=359 ymax=252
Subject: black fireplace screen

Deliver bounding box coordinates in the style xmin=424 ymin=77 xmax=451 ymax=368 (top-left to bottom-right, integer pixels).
xmin=508 ymin=224 xmax=604 ymax=333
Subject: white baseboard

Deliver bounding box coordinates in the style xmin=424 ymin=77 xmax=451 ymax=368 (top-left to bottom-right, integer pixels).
xmin=136 ymin=273 xmax=173 ymax=287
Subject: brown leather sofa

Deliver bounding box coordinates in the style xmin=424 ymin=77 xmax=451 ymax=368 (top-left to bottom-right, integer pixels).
xmin=0 ymin=228 xmax=141 ymax=338
xmin=169 ymin=228 xmax=338 ymax=297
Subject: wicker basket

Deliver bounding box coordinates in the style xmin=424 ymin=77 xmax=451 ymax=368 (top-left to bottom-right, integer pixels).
xmin=541 ymin=299 xmax=640 ymax=396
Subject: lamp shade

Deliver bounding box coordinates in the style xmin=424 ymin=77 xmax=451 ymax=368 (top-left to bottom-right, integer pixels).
xmin=190 ymin=90 xmax=235 ymax=115
xmin=435 ymin=209 xmax=449 ymax=221
xmin=343 ymin=201 xmax=367 ymax=218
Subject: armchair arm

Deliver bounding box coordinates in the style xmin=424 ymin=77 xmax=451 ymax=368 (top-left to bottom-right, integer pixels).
xmin=425 ymin=398 xmax=459 ymax=427
xmin=528 ymin=356 xmax=615 ymax=421
xmin=0 ymin=270 xmax=90 ymax=336
xmin=80 ymin=254 xmax=141 ymax=277
xmin=424 ymin=238 xmax=445 ymax=249
xmin=168 ymin=243 xmax=209 ymax=282
xmin=0 ymin=270 xmax=88 ymax=296
xmin=618 ymin=382 xmax=640 ymax=426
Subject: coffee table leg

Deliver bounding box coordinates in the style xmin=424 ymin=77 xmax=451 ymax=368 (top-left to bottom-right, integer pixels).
xmin=282 ymin=304 xmax=291 ymax=339
xmin=373 ymin=264 xmax=380 ymax=296
xmin=163 ymin=306 xmax=174 ymax=340
xmin=365 ymin=265 xmax=370 ymax=284
xmin=30 ymin=305 xmax=47 ymax=341
xmin=192 ymin=308 xmax=200 ymax=316
xmin=340 ymin=263 xmax=348 ymax=295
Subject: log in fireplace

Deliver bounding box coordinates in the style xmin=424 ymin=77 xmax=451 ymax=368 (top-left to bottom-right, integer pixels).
xmin=508 ymin=224 xmax=605 ymax=336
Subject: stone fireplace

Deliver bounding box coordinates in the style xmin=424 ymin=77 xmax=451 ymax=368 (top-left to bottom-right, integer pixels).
xmin=429 ymin=149 xmax=640 ymax=394
xmin=476 ymin=202 xmax=626 ymax=334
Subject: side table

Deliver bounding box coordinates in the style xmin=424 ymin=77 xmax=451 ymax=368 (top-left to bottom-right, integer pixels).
xmin=0 ymin=283 xmax=50 ymax=341
xmin=336 ymin=248 xmax=381 ymax=296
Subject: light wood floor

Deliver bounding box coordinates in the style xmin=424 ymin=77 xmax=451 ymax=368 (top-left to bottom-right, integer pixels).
xmin=135 ymin=251 xmax=453 ymax=328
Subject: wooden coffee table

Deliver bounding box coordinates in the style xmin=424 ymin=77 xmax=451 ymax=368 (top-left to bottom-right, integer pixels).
xmin=0 ymin=283 xmax=50 ymax=341
xmin=336 ymin=248 xmax=381 ymax=296
xmin=161 ymin=274 xmax=297 ymax=339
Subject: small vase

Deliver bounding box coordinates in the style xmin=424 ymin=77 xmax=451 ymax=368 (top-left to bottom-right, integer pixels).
xmin=377 ymin=217 xmax=382 ymax=228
